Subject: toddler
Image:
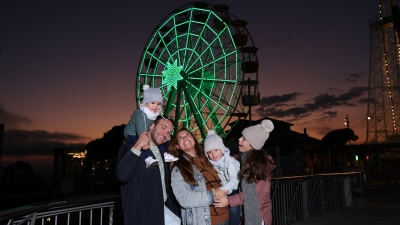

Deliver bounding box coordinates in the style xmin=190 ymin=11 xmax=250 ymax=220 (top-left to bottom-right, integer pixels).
xmin=124 ymin=84 xmax=177 ymax=168
xmin=204 ymin=130 xmax=240 ymax=225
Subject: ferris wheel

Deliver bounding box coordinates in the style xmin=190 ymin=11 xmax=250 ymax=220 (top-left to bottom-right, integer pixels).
xmin=136 ymin=1 xmax=260 ymax=140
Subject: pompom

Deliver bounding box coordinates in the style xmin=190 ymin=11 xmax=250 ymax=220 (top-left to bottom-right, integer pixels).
xmin=143 ymin=84 xmax=150 ymax=91
xmin=207 ymin=130 xmax=216 ymax=136
xmin=261 ymin=119 xmax=274 ymax=132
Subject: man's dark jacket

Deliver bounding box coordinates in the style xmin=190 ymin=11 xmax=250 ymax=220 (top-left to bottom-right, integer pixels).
xmin=116 ymin=142 xmax=180 ymax=225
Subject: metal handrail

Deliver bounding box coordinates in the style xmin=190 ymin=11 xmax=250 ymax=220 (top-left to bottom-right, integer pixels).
xmin=0 ymin=193 xmax=121 ymax=225
xmin=3 ymin=171 xmax=396 ymax=225
xmin=271 ymin=172 xmax=359 ymax=225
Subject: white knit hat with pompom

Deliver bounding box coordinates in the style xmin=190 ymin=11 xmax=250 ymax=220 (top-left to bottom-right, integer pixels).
xmin=204 ymin=130 xmax=226 ymax=154
xmin=242 ymin=119 xmax=274 ymax=150
xmin=141 ymin=84 xmax=163 ymax=106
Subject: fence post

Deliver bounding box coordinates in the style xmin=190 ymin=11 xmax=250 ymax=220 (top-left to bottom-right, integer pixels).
xmin=302 ymin=179 xmax=309 ymax=221
xmin=344 ymin=175 xmax=353 ymax=207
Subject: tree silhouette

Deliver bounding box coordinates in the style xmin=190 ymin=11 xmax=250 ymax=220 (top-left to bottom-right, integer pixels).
xmin=1 ymin=161 xmax=45 ymax=193
xmin=322 ymin=128 xmax=358 ymax=146
xmin=85 ymin=124 xmax=126 ymax=160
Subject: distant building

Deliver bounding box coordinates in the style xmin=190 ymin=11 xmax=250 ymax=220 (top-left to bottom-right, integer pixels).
xmin=53 ymin=148 xmax=119 ymax=197
xmin=53 ymin=148 xmax=86 ymax=194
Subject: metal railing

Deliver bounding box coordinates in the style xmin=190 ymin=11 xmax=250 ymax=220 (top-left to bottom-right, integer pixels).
xmin=363 ymin=165 xmax=400 ymax=198
xmin=2 ymin=172 xmax=393 ymax=225
xmin=271 ymin=172 xmax=358 ymax=225
xmin=329 ymin=165 xmax=400 ymax=198
xmin=0 ymin=193 xmax=122 ymax=225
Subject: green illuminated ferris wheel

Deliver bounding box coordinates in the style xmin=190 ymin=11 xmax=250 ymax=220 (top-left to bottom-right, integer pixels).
xmin=137 ymin=2 xmax=260 ymax=140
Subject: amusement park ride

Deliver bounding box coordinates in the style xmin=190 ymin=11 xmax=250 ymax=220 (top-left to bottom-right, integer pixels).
xmin=136 ymin=2 xmax=260 ymax=141
xmin=367 ymin=0 xmax=400 ymax=143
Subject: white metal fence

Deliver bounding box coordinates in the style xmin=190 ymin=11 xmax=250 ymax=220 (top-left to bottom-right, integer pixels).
xmin=2 ymin=171 xmax=398 ymax=225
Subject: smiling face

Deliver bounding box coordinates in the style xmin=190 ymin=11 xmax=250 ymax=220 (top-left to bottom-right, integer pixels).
xmin=238 ymin=136 xmax=253 ymax=153
xmin=149 ymin=118 xmax=172 ymax=146
xmin=175 ymin=130 xmax=197 ymax=157
xmin=207 ymin=149 xmax=223 ymax=161
xmin=145 ymin=101 xmax=161 ymax=113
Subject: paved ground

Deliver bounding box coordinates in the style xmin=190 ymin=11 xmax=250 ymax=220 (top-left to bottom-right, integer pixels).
xmin=293 ymin=197 xmax=400 ymax=225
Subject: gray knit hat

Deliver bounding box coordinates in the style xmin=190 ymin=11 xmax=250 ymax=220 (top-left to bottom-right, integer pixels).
xmin=141 ymin=84 xmax=163 ymax=105
xmin=242 ymin=119 xmax=274 ymax=150
xmin=204 ymin=130 xmax=226 ymax=154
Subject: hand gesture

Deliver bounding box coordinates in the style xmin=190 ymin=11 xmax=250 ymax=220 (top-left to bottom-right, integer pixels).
xmin=133 ymin=131 xmax=150 ymax=150
xmin=214 ymin=197 xmax=229 ymax=208
xmin=214 ymin=189 xmax=228 ymax=200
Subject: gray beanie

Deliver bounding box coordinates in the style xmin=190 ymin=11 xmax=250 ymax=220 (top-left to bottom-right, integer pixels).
xmin=204 ymin=130 xmax=226 ymax=154
xmin=141 ymin=84 xmax=163 ymax=105
xmin=242 ymin=119 xmax=274 ymax=150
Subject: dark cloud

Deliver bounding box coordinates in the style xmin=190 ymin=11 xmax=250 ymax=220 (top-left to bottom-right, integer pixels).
xmin=0 ymin=104 xmax=32 ymax=129
xmin=345 ymin=73 xmax=367 ymax=82
xmin=314 ymin=111 xmax=338 ymax=123
xmin=256 ymin=106 xmax=309 ymax=118
xmin=321 ymin=111 xmax=338 ymax=118
xmin=274 ymin=103 xmax=292 ymax=107
xmin=1 ymin=129 xmax=88 ymax=183
xmin=3 ymin=129 xmax=88 ymax=156
xmin=256 ymin=86 xmax=368 ymax=121
xmin=358 ymin=98 xmax=369 ymax=104
xmin=304 ymin=86 xmax=368 ymax=111
xmin=6 ymin=129 xmax=89 ymax=142
xmin=295 ymin=120 xmax=312 ymax=126
xmin=260 ymin=92 xmax=302 ymax=107
xmin=337 ymin=86 xmax=368 ymax=101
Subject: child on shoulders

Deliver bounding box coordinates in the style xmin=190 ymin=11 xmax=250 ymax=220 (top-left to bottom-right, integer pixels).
xmin=124 ymin=84 xmax=177 ymax=168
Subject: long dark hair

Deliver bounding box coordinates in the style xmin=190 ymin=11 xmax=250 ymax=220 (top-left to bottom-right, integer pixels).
xmin=238 ymin=149 xmax=274 ymax=183
xmin=168 ymin=128 xmax=219 ymax=185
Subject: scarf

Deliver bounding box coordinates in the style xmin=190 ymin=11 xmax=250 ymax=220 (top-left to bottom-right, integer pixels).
xmin=241 ymin=152 xmax=261 ymax=225
xmin=140 ymin=104 xmax=160 ymax=120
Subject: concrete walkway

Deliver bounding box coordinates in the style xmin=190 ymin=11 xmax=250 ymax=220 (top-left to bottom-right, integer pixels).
xmin=293 ymin=197 xmax=400 ymax=225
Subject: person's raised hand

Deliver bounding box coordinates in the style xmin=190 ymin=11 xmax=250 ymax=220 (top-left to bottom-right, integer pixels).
xmin=214 ymin=197 xmax=229 ymax=208
xmin=214 ymin=189 xmax=228 ymax=200
xmin=133 ymin=131 xmax=150 ymax=150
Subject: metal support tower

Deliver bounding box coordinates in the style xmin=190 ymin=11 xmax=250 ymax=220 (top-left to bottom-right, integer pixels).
xmin=367 ymin=0 xmax=400 ymax=143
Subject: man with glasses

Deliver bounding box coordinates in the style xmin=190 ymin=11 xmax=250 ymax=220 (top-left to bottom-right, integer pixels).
xmin=116 ymin=115 xmax=180 ymax=225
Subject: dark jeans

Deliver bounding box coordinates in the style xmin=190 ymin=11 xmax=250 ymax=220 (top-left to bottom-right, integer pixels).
xmin=228 ymin=189 xmax=240 ymax=225
xmin=216 ymin=220 xmax=229 ymax=225
xmin=126 ymin=135 xmax=152 ymax=160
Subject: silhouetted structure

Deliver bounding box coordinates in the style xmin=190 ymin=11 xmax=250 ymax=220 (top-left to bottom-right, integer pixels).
xmin=53 ymin=125 xmax=125 ymax=197
xmin=0 ymin=122 xmax=4 ymax=170
xmin=53 ymin=147 xmax=120 ymax=197
xmin=322 ymin=128 xmax=355 ymax=146
xmin=367 ymin=1 xmax=400 ymax=143
xmin=53 ymin=148 xmax=86 ymax=194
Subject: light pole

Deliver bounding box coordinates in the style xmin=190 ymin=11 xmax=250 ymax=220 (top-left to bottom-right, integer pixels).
xmin=344 ymin=114 xmax=350 ymax=145
xmin=344 ymin=114 xmax=355 ymax=168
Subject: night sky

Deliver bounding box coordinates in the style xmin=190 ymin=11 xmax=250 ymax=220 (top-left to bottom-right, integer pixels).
xmin=0 ymin=0 xmax=379 ymax=184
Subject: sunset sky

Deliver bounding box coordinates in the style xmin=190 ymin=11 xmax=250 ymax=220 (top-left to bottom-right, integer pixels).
xmin=0 ymin=0 xmax=379 ymax=184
